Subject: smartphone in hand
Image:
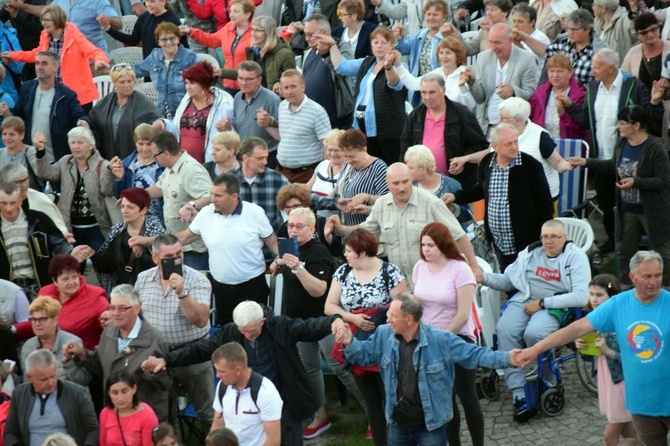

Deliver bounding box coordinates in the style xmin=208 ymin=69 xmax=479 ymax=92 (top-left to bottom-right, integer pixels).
xmin=161 ymin=256 xmax=183 ymax=280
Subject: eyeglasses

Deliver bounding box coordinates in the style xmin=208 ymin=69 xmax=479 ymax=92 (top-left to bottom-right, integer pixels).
xmin=287 ymin=223 xmax=307 ymax=230
xmin=13 ymin=177 xmax=29 ymax=185
xmin=29 ymin=316 xmax=51 ymax=325
xmin=338 ymin=12 xmax=354 ymax=18
xmin=238 ymin=75 xmax=260 ymax=82
xmin=40 ymin=18 xmax=54 ymax=23
xmin=284 ymin=203 xmax=303 ymax=211
xmin=153 ymin=150 xmax=166 ymax=159
xmin=566 ymin=27 xmax=584 ymax=33
xmin=111 ymin=63 xmax=133 ymax=72
xmin=637 ymin=26 xmax=659 ymax=36
xmin=540 ymin=234 xmax=565 ymax=241
xmin=251 ymin=28 xmax=266 ymax=34
xmin=109 ymin=305 xmax=135 ymax=313
xmin=159 ymin=36 xmax=178 ymax=43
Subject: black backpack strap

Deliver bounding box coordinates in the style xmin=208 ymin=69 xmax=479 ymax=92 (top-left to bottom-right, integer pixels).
xmin=382 ymin=261 xmax=390 ymax=293
xmin=218 ymin=370 xmax=265 ymax=411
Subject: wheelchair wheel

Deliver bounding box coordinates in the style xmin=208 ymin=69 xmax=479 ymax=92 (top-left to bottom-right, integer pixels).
xmin=540 ymin=387 xmax=566 ymax=417
xmin=479 ymin=371 xmax=500 ymax=401
xmin=575 ymin=350 xmax=598 ymax=396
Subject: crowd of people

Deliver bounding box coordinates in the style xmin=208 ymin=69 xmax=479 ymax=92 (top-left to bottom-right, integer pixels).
xmin=0 ymin=0 xmax=669 ymax=444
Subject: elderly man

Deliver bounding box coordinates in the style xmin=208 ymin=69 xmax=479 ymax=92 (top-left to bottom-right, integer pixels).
xmin=135 ymin=233 xmax=213 ymax=426
xmin=331 ymin=162 xmax=480 ymax=286
xmin=482 ymin=219 xmax=590 ymax=422
xmin=592 ymin=0 xmax=636 ymax=61
xmin=174 ymin=173 xmax=278 ymax=326
xmin=518 ymin=251 xmax=670 ymax=446
xmin=275 ymin=69 xmax=331 ymax=183
xmin=5 ymin=349 xmax=99 ymax=446
xmin=400 ymin=73 xmax=489 ymax=189
xmin=460 ymin=23 xmax=538 ymax=133
xmin=211 ymin=343 xmax=282 ymax=446
xmin=560 ymin=48 xmax=664 ymax=253
xmin=145 ymin=131 xmax=212 ymax=270
xmin=143 ymin=300 xmax=347 ymax=446
xmin=63 ymin=284 xmax=172 ymax=421
xmin=336 ymin=292 xmax=522 ymax=444
xmin=444 ymin=124 xmax=554 ymax=270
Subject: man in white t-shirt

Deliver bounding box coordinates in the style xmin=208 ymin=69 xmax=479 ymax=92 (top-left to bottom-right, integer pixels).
xmin=211 ymin=342 xmax=282 ymax=446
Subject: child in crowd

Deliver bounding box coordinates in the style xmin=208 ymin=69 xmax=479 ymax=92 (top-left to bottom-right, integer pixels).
xmin=151 ymin=423 xmax=181 ymax=446
xmin=205 ymin=428 xmax=239 ymax=446
xmin=576 ymin=274 xmax=636 ymax=446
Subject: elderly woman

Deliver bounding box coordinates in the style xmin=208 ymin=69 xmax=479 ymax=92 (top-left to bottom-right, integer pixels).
xmin=276 ymin=184 xmax=343 ymax=257
xmin=314 ymin=129 xmax=389 ymax=226
xmin=203 ymin=131 xmax=241 ymax=180
xmin=319 ymin=27 xmax=407 ymax=163
xmin=181 ymin=0 xmax=256 ymax=95
xmin=20 ymin=296 xmax=91 ymax=387
xmin=529 ymin=53 xmax=589 ymax=141
xmin=332 ymin=0 xmax=376 ymax=59
xmin=392 ymin=37 xmax=475 ymax=109
xmin=34 ymin=127 xmax=115 ymax=251
xmin=306 ymin=129 xmax=347 ymax=217
xmin=569 ymin=105 xmax=670 ymax=286
xmin=245 ymin=16 xmax=295 ymax=93
xmin=155 ymin=61 xmax=234 ymax=164
xmin=135 ymin=22 xmax=200 ymax=119
xmin=511 ymin=3 xmax=551 ymax=79
xmin=592 ymin=0 xmax=636 ymax=62
xmin=464 ymin=0 xmax=514 ymax=57
xmin=89 ymin=64 xmax=162 ymax=161
xmin=93 ymin=188 xmax=166 ymax=294
xmin=2 ymin=5 xmax=109 ymax=110
xmin=325 ymin=228 xmax=406 ymax=446
xmin=530 ymin=0 xmax=577 ymax=41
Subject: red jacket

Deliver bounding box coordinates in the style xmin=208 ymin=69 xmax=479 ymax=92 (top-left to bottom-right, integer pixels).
xmin=15 ymin=277 xmax=108 ymax=350
xmin=10 ymin=22 xmax=109 ymax=105
xmin=186 ymin=0 xmax=262 ymax=30
xmin=190 ymin=21 xmax=252 ymax=90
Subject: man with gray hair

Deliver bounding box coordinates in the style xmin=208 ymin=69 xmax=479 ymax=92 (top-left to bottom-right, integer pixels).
xmin=63 ymin=284 xmax=172 ymax=421
xmin=400 ymin=73 xmax=488 ymax=189
xmin=519 ymin=250 xmax=670 ymax=445
xmin=444 ymin=123 xmax=554 ymax=270
xmin=135 ymin=233 xmax=214 ymax=427
xmin=558 ymin=48 xmax=664 ymax=254
xmin=5 ymin=349 xmax=99 ymax=446
xmin=335 ymin=292 xmax=522 ymax=444
xmin=143 ymin=300 xmax=347 ymax=446
xmin=592 ymin=0 xmax=635 ymax=62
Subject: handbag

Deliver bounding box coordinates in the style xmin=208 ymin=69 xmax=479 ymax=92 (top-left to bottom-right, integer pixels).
xmin=332 ymin=69 xmax=354 ymax=119
xmin=290 ymin=31 xmax=307 ymax=53
xmin=392 ymin=398 xmax=425 ymax=430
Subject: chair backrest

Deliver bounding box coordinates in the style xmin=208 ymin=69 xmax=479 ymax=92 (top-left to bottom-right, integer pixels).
xmin=110 ymin=47 xmax=144 ymax=66
xmin=134 ymin=81 xmax=158 ymax=104
xmin=265 ymin=274 xmax=284 ymax=316
xmin=93 ymin=75 xmax=114 ymax=106
xmin=196 ymin=53 xmax=221 ymax=69
xmin=122 ymin=14 xmax=137 ymax=35
xmin=555 ymin=217 xmax=594 ymax=253
xmin=555 ymin=138 xmax=590 ymax=216
xmin=473 ymin=257 xmax=502 ymax=348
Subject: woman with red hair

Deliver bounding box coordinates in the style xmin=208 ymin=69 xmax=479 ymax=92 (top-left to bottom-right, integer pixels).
xmin=412 ymin=222 xmax=481 ymax=446
xmin=155 ymin=61 xmax=234 ymax=163
xmin=93 ymin=187 xmax=166 ymax=294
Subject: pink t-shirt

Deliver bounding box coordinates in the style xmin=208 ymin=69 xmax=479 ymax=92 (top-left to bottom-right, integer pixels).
xmin=99 ymin=403 xmax=158 ymax=446
xmin=412 ymin=259 xmax=477 ymax=340
xmin=421 ymin=111 xmax=447 ymax=175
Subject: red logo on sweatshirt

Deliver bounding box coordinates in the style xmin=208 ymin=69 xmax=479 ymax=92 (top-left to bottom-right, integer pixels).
xmin=536 ymin=267 xmax=560 ymax=282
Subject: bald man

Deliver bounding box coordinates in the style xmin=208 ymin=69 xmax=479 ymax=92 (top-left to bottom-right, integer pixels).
xmin=330 ymin=163 xmax=480 ymax=286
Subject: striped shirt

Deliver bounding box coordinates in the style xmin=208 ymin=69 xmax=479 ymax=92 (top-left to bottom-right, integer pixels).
xmin=342 ymin=159 xmax=389 ymax=226
xmin=277 ymin=95 xmax=331 ymax=168
xmin=1 ymin=210 xmax=34 ymax=279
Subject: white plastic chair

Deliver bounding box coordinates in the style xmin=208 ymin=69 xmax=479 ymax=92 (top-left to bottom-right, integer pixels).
xmin=555 ymin=217 xmax=595 ymax=253
xmin=92 ymin=75 xmax=114 ymax=106
xmin=134 ymin=81 xmax=158 ymax=105
xmin=110 ymin=47 xmax=144 ymax=66
xmin=122 ymin=14 xmax=137 ymax=35
xmin=196 ymin=53 xmax=221 ymax=69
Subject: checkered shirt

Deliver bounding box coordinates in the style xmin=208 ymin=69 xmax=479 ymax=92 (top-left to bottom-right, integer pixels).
xmin=487 ymin=153 xmax=523 ymax=255
xmin=545 ymin=36 xmax=595 ymax=86
xmin=48 ymin=37 xmax=63 ymax=85
xmin=231 ymin=167 xmax=289 ymax=231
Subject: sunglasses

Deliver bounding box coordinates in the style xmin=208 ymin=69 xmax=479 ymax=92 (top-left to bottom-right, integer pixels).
xmin=111 ymin=63 xmax=133 ymax=72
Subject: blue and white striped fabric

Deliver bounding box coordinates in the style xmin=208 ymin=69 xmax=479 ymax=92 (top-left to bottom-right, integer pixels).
xmin=555 ymin=138 xmax=590 ymax=216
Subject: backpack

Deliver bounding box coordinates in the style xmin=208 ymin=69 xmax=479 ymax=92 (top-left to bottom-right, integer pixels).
xmin=217 ymin=370 xmax=264 ymax=410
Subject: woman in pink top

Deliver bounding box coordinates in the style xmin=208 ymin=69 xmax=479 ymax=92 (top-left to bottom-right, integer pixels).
xmin=412 ymin=222 xmax=481 ymax=446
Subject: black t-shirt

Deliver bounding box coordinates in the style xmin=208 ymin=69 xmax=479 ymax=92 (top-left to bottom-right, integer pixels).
xmin=280 ymin=239 xmax=334 ymax=319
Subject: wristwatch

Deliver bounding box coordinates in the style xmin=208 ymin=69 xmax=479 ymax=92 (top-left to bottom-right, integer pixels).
xmin=538 ymin=299 xmax=545 ymax=309
xmin=178 ymin=290 xmax=189 ymax=300
xmin=292 ymin=262 xmax=305 ymax=274
xmin=188 ymin=200 xmax=197 ymax=210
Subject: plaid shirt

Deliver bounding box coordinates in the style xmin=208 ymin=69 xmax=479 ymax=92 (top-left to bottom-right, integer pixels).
xmin=232 ymin=167 xmax=289 ymax=231
xmin=48 ymin=36 xmax=63 ymax=85
xmin=487 ymin=153 xmax=522 ymax=255
xmin=545 ymin=35 xmax=595 ymax=86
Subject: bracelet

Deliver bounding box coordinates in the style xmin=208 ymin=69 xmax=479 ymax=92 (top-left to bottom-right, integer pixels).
xmin=329 ymin=42 xmax=336 ymax=48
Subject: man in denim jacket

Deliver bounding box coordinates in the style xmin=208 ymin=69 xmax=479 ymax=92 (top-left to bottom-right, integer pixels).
xmin=336 ymin=292 xmax=521 ymax=444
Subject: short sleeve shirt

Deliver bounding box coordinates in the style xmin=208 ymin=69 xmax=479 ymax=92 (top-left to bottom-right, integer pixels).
xmin=334 ymin=261 xmax=404 ymax=312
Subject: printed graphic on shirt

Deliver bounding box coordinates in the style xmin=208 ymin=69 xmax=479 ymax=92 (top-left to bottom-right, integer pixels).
xmin=626 ymin=321 xmax=663 ymax=363
xmin=535 ymin=266 xmax=560 ymax=282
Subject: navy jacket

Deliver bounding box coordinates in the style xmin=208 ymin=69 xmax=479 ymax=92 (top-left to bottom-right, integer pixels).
xmin=12 ymin=80 xmax=91 ymax=161
xmin=332 ymin=21 xmax=376 ymax=59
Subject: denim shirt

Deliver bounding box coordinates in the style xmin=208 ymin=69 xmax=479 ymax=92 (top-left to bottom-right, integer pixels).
xmin=134 ymin=45 xmax=200 ymax=119
xmin=344 ymin=323 xmax=510 ymax=430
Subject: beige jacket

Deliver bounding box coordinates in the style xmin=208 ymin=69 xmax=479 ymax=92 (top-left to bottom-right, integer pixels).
xmin=35 ymin=149 xmax=115 ymax=236
xmin=595 ymin=6 xmax=636 ymax=62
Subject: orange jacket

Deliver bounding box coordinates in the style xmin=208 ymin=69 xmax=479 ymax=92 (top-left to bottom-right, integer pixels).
xmin=10 ymin=22 xmax=109 ymax=105
xmin=190 ymin=22 xmax=251 ymax=91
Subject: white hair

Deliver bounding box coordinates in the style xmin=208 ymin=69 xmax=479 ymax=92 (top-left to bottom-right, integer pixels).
xmin=499 ymin=97 xmax=531 ymax=122
xmin=233 ymin=301 xmax=265 ymax=327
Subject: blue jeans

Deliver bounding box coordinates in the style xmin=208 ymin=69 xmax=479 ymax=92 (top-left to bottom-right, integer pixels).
xmin=388 ymin=423 xmax=447 ymax=446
